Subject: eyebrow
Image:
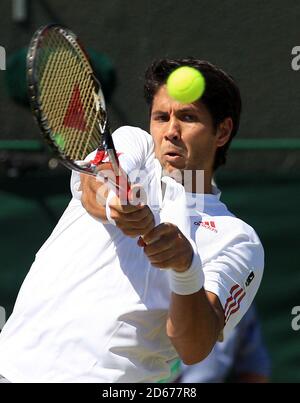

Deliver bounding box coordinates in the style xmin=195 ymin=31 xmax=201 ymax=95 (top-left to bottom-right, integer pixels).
xmin=177 ymin=107 xmax=199 ymax=114
xmin=151 ymin=110 xmax=168 ymax=116
xmin=151 ymin=107 xmax=200 ymax=116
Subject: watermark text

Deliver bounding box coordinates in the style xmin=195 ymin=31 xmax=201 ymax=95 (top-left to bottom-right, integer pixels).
xmin=291 ymin=46 xmax=300 ymax=71
xmin=0 ymin=45 xmax=6 ymax=70
xmin=0 ymin=306 xmax=6 ymax=331
xmin=94 ymin=168 xmax=205 ymax=216
xmin=291 ymin=306 xmax=300 ymax=331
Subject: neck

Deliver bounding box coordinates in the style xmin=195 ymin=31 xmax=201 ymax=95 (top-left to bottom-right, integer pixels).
xmin=182 ymin=170 xmax=213 ymax=194
xmin=162 ymin=167 xmax=214 ymax=194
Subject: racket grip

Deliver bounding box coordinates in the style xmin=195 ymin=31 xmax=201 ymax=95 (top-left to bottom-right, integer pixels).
xmin=115 ymin=172 xmax=131 ymax=203
xmin=137 ymin=236 xmax=147 ymax=247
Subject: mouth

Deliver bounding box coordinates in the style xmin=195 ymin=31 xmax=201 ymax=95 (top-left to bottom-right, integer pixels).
xmin=164 ymin=149 xmax=184 ymax=158
xmin=164 ymin=151 xmax=185 ymax=164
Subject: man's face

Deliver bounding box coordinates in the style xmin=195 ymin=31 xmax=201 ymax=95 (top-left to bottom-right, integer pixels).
xmin=150 ymin=85 xmax=226 ymax=175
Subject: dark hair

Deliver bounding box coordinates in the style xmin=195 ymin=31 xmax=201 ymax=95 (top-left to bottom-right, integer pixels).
xmin=144 ymin=58 xmax=242 ymax=170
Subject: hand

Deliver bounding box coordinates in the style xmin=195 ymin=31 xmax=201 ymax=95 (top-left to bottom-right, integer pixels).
xmin=80 ymin=169 xmax=155 ymax=237
xmin=108 ymin=189 xmax=155 ymax=237
xmin=80 ymin=173 xmax=108 ymax=219
xmin=80 ymin=162 xmax=136 ymax=220
xmin=140 ymin=223 xmax=193 ymax=272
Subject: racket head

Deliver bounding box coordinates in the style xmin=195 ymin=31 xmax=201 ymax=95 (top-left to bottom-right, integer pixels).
xmin=27 ymin=24 xmax=108 ymax=175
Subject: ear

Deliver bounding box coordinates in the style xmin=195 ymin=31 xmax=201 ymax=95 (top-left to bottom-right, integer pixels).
xmin=216 ymin=117 xmax=233 ymax=148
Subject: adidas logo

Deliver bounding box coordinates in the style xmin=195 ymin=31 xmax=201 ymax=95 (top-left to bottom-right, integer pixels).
xmin=194 ymin=220 xmax=218 ymax=233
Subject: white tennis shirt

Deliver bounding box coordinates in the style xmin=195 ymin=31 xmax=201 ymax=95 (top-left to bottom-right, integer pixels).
xmin=0 ymin=126 xmax=264 ymax=383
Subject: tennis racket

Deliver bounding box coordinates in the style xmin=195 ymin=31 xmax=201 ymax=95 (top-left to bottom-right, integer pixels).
xmin=27 ymin=24 xmax=127 ymax=195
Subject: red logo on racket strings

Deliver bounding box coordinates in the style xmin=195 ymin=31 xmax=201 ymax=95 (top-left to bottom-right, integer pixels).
xmin=63 ymin=84 xmax=87 ymax=131
xmin=194 ymin=220 xmax=218 ymax=233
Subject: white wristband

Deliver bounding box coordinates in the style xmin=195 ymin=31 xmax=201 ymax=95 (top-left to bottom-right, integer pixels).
xmin=168 ymin=241 xmax=204 ymax=295
xmin=105 ymin=189 xmax=117 ymax=226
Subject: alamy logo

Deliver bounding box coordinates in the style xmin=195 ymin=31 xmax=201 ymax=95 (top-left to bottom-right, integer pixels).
xmin=291 ymin=306 xmax=300 ymax=331
xmin=291 ymin=46 xmax=300 ymax=71
xmin=0 ymin=45 xmax=6 ymax=70
xmin=0 ymin=306 xmax=6 ymax=330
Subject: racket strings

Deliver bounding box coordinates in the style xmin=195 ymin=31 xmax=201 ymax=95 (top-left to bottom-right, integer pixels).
xmin=37 ymin=29 xmax=104 ymax=161
xmin=73 ymin=73 xmax=100 ymax=160
xmin=39 ymin=35 xmax=84 ymax=155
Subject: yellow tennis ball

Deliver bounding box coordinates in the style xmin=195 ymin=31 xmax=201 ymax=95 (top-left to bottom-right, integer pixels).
xmin=166 ymin=66 xmax=205 ymax=103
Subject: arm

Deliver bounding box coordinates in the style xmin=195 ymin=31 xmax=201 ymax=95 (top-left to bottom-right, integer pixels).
xmin=77 ymin=125 xmax=157 ymax=235
xmin=81 ymin=179 xmax=224 ymax=362
xmin=80 ymin=173 xmax=108 ymax=222
xmin=167 ymin=289 xmax=224 ymax=365
xmin=142 ymin=223 xmax=225 ymax=364
xmin=143 ymin=222 xmax=264 ymax=365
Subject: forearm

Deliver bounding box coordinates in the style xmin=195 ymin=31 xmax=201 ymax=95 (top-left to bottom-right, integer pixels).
xmin=142 ymin=224 xmax=224 ymax=363
xmin=81 ymin=192 xmax=108 ymax=222
xmin=166 ymin=289 xmax=224 ymax=365
xmin=80 ymin=173 xmax=108 ymax=222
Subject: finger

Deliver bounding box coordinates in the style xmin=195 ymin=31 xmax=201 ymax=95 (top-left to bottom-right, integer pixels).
xmin=143 ymin=233 xmax=175 ymax=256
xmin=150 ymin=255 xmax=179 ymax=269
xmin=147 ymin=248 xmax=177 ymax=265
xmin=118 ymin=226 xmax=152 ymax=238
xmin=116 ymin=206 xmax=152 ymax=223
xmin=116 ymin=213 xmax=154 ymax=233
xmin=109 ymin=200 xmax=143 ymax=214
xmin=139 ymin=218 xmax=156 ymax=236
xmin=142 ymin=222 xmax=175 ymax=245
xmin=125 ymin=212 xmax=154 ymax=230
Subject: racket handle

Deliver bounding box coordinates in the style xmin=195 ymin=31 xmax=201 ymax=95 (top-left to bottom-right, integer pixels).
xmin=92 ymin=150 xmax=129 ymax=200
xmin=106 ymin=149 xmax=121 ymax=177
xmin=137 ymin=236 xmax=147 ymax=247
xmin=115 ymin=172 xmax=131 ymax=203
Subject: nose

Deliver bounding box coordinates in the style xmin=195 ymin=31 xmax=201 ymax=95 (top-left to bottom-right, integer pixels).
xmin=164 ymin=116 xmax=181 ymax=141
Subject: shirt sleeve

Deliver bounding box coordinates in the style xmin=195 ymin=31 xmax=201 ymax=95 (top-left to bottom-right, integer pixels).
xmin=111 ymin=126 xmax=154 ymax=176
xmin=202 ymin=231 xmax=264 ymax=339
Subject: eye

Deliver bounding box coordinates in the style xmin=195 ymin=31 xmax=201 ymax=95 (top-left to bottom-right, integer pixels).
xmin=152 ymin=113 xmax=169 ymax=122
xmin=182 ymin=114 xmax=198 ymax=122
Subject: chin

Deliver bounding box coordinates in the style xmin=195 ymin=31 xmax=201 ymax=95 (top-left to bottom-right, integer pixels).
xmin=162 ymin=163 xmax=184 ymax=182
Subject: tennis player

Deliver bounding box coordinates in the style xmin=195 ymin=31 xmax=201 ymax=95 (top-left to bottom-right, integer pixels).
xmin=0 ymin=58 xmax=264 ymax=383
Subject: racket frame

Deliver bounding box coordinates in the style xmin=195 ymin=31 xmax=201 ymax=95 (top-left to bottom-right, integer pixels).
xmin=27 ymin=24 xmax=120 ymax=181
